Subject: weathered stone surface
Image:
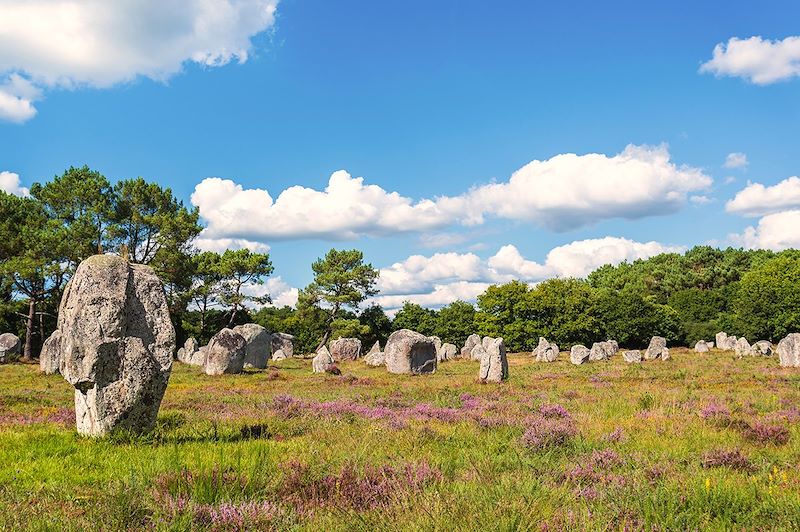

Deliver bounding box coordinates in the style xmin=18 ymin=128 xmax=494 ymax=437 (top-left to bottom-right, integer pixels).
xmin=429 ymin=335 xmax=442 ymax=356
xmin=177 ymin=337 xmax=203 ymax=366
xmin=661 ymin=347 xmax=671 ymax=361
xmin=0 ymin=332 xmax=20 ymax=363
xmin=204 ymin=328 xmax=246 ymax=376
xmin=471 ymin=344 xmax=487 ymax=363
xmin=330 ymin=337 xmax=362 ymax=361
xmin=364 ymin=348 xmax=385 ymax=367
xmin=735 ymin=337 xmax=755 ymax=357
xmin=272 ymin=349 xmax=287 ymax=361
xmin=715 ymin=332 xmax=737 ymax=351
xmin=461 ymin=334 xmax=481 ymax=358
xmin=479 ymin=337 xmax=508 ymax=383
xmin=56 ymin=255 xmax=175 ymax=437
xmin=439 ymin=343 xmax=457 ymax=362
xmin=271 ymin=332 xmax=295 ymax=358
xmin=694 ymin=340 xmax=710 ymax=353
xmin=777 ymin=333 xmax=800 ymax=367
xmin=312 ymin=346 xmax=334 ymax=373
xmin=644 ymin=336 xmax=667 ymax=360
xmin=623 ymin=350 xmax=642 ymax=363
xmin=533 ymin=337 xmax=559 ymax=362
xmin=589 ymin=341 xmax=615 ymax=361
xmin=40 ymin=332 xmax=60 ymax=375
xmin=608 ymin=340 xmax=619 ymax=354
xmin=367 ymin=341 xmax=381 ymax=356
xmin=233 ymin=323 xmax=271 ymax=369
xmin=753 ymin=340 xmax=773 ymax=356
xmin=570 ymin=345 xmax=590 ymax=365
xmin=481 ymin=336 xmax=494 ymax=351
xmin=385 ymin=329 xmax=437 ymax=375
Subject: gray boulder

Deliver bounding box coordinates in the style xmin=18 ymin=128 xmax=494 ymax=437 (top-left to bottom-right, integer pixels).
xmin=364 ymin=349 xmax=385 ymax=367
xmin=0 ymin=333 xmax=20 ymax=363
xmin=694 ymin=340 xmax=710 ymax=353
xmin=644 ymin=336 xmax=667 ymax=360
xmin=777 ymin=333 xmax=800 ymax=367
xmin=429 ymin=335 xmax=443 ymax=356
xmin=589 ymin=341 xmax=615 ymax=361
xmin=623 ymin=350 xmax=642 ymax=363
xmin=471 ymin=344 xmax=487 ymax=363
xmin=56 ymin=255 xmax=175 ymax=437
xmin=330 ymin=337 xmax=362 ymax=361
xmin=312 ymin=346 xmax=334 ymax=373
xmin=385 ymin=329 xmax=437 ymax=375
xmin=570 ymin=345 xmax=590 ymax=365
xmin=461 ymin=334 xmax=481 ymax=358
xmin=177 ymin=337 xmax=203 ymax=366
xmin=608 ymin=340 xmax=619 ymax=354
xmin=716 ymin=332 xmax=737 ymax=351
xmin=479 ymin=337 xmax=508 ymax=383
xmin=233 ymin=324 xmax=271 ymax=369
xmin=367 ymin=341 xmax=381 ymax=356
xmin=735 ymin=337 xmax=755 ymax=357
xmin=439 ymin=343 xmax=457 ymax=362
xmin=533 ymin=337 xmax=559 ymax=362
xmin=271 ymin=332 xmax=295 ymax=358
xmin=753 ymin=340 xmax=773 ymax=356
xmin=662 ymin=347 xmax=671 ymax=361
xmin=272 ymin=349 xmax=287 ymax=361
xmin=204 ymin=328 xmax=247 ymax=376
xmin=482 ymin=336 xmax=494 ymax=351
xmin=40 ymin=332 xmax=60 ymax=375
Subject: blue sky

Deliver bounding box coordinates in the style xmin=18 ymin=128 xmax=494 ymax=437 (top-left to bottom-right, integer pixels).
xmin=2 ymin=0 xmax=800 ymax=309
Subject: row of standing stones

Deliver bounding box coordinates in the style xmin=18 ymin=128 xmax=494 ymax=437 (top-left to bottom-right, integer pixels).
xmin=2 ymin=253 xmax=800 ymax=437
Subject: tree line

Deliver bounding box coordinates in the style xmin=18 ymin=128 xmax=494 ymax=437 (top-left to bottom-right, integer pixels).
xmin=2 ymin=166 xmax=799 ymax=358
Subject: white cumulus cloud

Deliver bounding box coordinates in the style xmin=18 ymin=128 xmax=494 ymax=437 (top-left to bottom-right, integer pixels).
xmin=731 ymin=210 xmax=800 ymax=251
xmin=700 ymin=36 xmax=800 ymax=85
xmin=726 ymin=176 xmax=800 ymax=217
xmin=0 ymin=0 xmax=279 ymax=121
xmin=0 ymin=171 xmax=29 ymax=196
xmin=723 ymin=152 xmax=748 ymax=169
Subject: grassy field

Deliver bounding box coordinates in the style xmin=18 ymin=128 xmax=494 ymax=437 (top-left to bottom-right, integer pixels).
xmin=1 ymin=349 xmax=799 ymax=531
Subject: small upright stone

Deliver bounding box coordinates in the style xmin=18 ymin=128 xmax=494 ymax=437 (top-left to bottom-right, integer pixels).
xmin=39 ymin=332 xmax=60 ymax=374
xmin=570 ymin=345 xmax=590 ymax=365
xmin=533 ymin=337 xmax=559 ymax=362
xmin=364 ymin=348 xmax=385 ymax=367
xmin=439 ymin=343 xmax=457 ymax=362
xmin=589 ymin=341 xmax=614 ymax=361
xmin=429 ymin=335 xmax=443 ymax=357
xmin=715 ymin=332 xmax=728 ymax=349
xmin=623 ymin=350 xmax=642 ymax=363
xmin=777 ymin=333 xmax=800 ymax=367
xmin=481 ymin=336 xmax=494 ymax=350
xmin=644 ymin=336 xmax=667 ymax=360
xmin=0 ymin=333 xmax=20 ymax=363
xmin=734 ymin=337 xmax=755 ymax=357
xmin=330 ymin=337 xmax=362 ymax=361
xmin=461 ymin=334 xmax=481 ymax=358
xmin=233 ymin=323 xmax=271 ymax=369
xmin=367 ymin=341 xmax=381 ymax=356
xmin=177 ymin=337 xmax=203 ymax=366
xmin=272 ymin=349 xmax=287 ymax=361
xmin=204 ymin=328 xmax=247 ymax=376
xmin=385 ymin=329 xmax=437 ymax=375
xmin=753 ymin=340 xmax=773 ymax=356
xmin=479 ymin=337 xmax=508 ymax=383
xmin=312 ymin=346 xmax=334 ymax=373
xmin=471 ymin=344 xmax=488 ymax=363
xmin=694 ymin=340 xmax=710 ymax=353
xmin=608 ymin=340 xmax=619 ymax=355
xmin=271 ymin=332 xmax=295 ymax=358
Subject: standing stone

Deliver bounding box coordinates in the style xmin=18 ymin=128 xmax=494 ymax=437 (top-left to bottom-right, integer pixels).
xmin=461 ymin=334 xmax=481 ymax=358
xmin=40 ymin=332 xmax=60 ymax=375
xmin=177 ymin=337 xmax=202 ymax=365
xmin=233 ymin=324 xmax=271 ymax=369
xmin=56 ymin=255 xmax=175 ymax=437
xmin=471 ymin=344 xmax=488 ymax=363
xmin=623 ymin=350 xmax=642 ymax=363
xmin=312 ymin=346 xmax=334 ymax=373
xmin=589 ymin=341 xmax=614 ymax=361
xmin=694 ymin=340 xmax=710 ymax=353
xmin=479 ymin=337 xmax=508 ymax=383
xmin=204 ymin=328 xmax=247 ymax=376
xmin=0 ymin=333 xmax=20 ymax=363
xmin=364 ymin=348 xmax=385 ymax=367
xmin=482 ymin=336 xmax=494 ymax=351
xmin=367 ymin=341 xmax=381 ymax=356
xmin=715 ymin=332 xmax=728 ymax=350
xmin=271 ymin=333 xmax=295 ymax=358
xmin=330 ymin=337 xmax=362 ymax=361
xmin=735 ymin=337 xmax=755 ymax=357
xmin=608 ymin=340 xmax=619 ymax=355
xmin=533 ymin=337 xmax=559 ymax=362
xmin=272 ymin=350 xmax=287 ymax=361
xmin=754 ymin=340 xmax=773 ymax=356
xmin=644 ymin=336 xmax=667 ymax=360
xmin=661 ymin=347 xmax=671 ymax=361
xmin=385 ymin=329 xmax=437 ymax=375
xmin=429 ymin=336 xmax=443 ymax=358
xmin=570 ymin=345 xmax=590 ymax=365
xmin=777 ymin=333 xmax=800 ymax=367
xmin=439 ymin=343 xmax=457 ymax=362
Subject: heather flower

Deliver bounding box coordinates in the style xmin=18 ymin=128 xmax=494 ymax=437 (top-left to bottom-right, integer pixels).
xmin=603 ymin=427 xmax=625 ymax=443
xmin=701 ymin=449 xmax=753 ymax=471
xmin=744 ymin=421 xmax=790 ymax=445
xmin=521 ymin=415 xmax=577 ymax=450
xmin=700 ymin=401 xmax=731 ymax=421
xmin=538 ymin=403 xmax=571 ymax=419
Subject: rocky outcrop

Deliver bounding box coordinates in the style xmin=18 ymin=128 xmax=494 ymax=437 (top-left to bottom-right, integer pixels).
xmin=0 ymin=333 xmax=20 ymax=363
xmin=623 ymin=350 xmax=642 ymax=363
xmin=777 ymin=334 xmax=800 ymax=367
xmin=312 ymin=346 xmax=334 ymax=373
xmin=204 ymin=328 xmax=247 ymax=376
xmin=644 ymin=336 xmax=668 ymax=361
xmin=385 ymin=329 xmax=437 ymax=375
xmin=479 ymin=337 xmax=508 ymax=383
xmin=271 ymin=332 xmax=295 ymax=358
xmin=55 ymin=255 xmax=174 ymax=437
xmin=330 ymin=337 xmax=362 ymax=361
xmin=39 ymin=332 xmax=60 ymax=375
xmin=233 ymin=323 xmax=271 ymax=369
xmin=533 ymin=337 xmax=559 ymax=362
xmin=570 ymin=345 xmax=590 ymax=365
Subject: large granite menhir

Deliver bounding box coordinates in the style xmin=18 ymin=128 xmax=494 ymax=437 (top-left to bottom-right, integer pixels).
xmin=56 ymin=255 xmax=175 ymax=437
xmin=385 ymin=329 xmax=437 ymax=375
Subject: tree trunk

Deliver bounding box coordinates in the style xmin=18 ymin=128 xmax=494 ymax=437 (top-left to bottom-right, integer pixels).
xmin=22 ymin=298 xmax=35 ymax=362
xmin=315 ymin=304 xmax=340 ymax=351
xmin=227 ymin=305 xmax=238 ymax=329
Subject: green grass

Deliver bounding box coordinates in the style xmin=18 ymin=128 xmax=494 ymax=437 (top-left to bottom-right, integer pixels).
xmin=1 ymin=349 xmax=799 ymax=530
